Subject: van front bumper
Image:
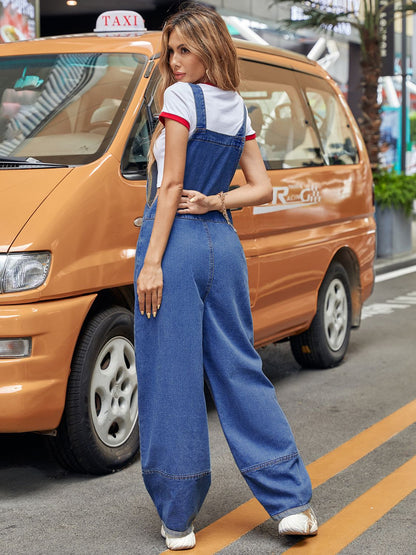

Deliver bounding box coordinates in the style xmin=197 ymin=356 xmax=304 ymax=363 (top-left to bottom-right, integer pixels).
xmin=0 ymin=294 xmax=96 ymax=432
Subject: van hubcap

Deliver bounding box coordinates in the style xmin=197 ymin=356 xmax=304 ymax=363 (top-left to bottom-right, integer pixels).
xmin=324 ymin=278 xmax=348 ymax=352
xmin=90 ymin=336 xmax=138 ymax=447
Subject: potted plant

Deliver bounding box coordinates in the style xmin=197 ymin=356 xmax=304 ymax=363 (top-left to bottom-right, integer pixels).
xmin=373 ymin=170 xmax=416 ymax=258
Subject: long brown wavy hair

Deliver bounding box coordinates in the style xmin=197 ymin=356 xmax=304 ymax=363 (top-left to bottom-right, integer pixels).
xmin=148 ymin=3 xmax=240 ymax=170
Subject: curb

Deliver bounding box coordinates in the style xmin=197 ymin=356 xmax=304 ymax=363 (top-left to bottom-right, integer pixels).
xmin=375 ymin=253 xmax=416 ymax=275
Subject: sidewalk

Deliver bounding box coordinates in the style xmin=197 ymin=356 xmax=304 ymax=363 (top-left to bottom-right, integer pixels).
xmin=374 ymin=219 xmax=416 ymax=275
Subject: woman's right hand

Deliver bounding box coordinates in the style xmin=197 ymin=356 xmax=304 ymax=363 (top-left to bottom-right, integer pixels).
xmin=178 ymin=189 xmax=211 ymax=214
xmin=137 ymin=263 xmax=163 ymax=318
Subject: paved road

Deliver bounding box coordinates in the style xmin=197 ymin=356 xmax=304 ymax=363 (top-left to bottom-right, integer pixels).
xmin=1 ymin=265 xmax=415 ymax=554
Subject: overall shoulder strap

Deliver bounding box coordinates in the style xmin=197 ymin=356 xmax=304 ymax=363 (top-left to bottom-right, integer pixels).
xmin=189 ymin=84 xmax=206 ymax=129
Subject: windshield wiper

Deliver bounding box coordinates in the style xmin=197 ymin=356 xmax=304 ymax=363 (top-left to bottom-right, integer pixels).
xmin=0 ymin=156 xmax=69 ymax=168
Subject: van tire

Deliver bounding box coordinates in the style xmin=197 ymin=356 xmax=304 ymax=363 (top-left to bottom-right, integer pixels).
xmin=49 ymin=306 xmax=139 ymax=474
xmin=290 ymin=262 xmax=352 ymax=369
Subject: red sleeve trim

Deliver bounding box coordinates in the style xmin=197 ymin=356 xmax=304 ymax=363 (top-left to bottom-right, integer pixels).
xmin=159 ymin=112 xmax=190 ymax=130
xmin=245 ymin=133 xmax=256 ymax=141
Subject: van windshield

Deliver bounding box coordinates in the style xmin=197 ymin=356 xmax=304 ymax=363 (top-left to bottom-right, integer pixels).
xmin=0 ymin=53 xmax=147 ymax=165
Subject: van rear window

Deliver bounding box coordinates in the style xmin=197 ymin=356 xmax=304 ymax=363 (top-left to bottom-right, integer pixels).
xmin=304 ymin=78 xmax=359 ymax=165
xmin=240 ymin=59 xmax=359 ymax=169
xmin=0 ymin=53 xmax=147 ymax=165
xmin=240 ymin=60 xmax=325 ymax=170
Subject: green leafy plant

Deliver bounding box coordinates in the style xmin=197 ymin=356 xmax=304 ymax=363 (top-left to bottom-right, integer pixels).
xmin=373 ymin=170 xmax=416 ymax=216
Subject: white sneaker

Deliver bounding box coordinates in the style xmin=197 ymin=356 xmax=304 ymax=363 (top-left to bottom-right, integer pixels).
xmin=278 ymin=508 xmax=318 ymax=536
xmin=161 ymin=524 xmax=196 ymax=551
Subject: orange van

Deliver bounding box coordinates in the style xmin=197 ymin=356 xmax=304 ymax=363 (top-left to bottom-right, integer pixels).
xmin=0 ymin=11 xmax=375 ymax=474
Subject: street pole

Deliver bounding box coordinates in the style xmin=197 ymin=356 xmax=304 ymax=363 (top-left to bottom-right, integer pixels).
xmin=401 ymin=1 xmax=407 ymax=173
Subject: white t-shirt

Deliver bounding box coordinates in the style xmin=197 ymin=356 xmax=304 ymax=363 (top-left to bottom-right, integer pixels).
xmin=154 ymin=82 xmax=255 ymax=188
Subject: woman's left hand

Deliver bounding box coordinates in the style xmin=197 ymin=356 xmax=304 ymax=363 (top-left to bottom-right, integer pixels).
xmin=177 ymin=189 xmax=210 ymax=214
xmin=137 ymin=263 xmax=163 ymax=319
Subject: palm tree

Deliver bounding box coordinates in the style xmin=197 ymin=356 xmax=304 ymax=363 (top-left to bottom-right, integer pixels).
xmin=271 ymin=1 xmax=416 ymax=169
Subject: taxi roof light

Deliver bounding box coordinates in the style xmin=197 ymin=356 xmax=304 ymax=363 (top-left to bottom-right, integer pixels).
xmin=94 ymin=10 xmax=147 ymax=36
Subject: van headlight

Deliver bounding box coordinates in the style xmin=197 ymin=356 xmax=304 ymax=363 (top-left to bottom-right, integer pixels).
xmin=0 ymin=252 xmax=51 ymax=293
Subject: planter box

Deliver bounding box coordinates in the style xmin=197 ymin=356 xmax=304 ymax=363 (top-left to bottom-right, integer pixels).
xmin=375 ymin=204 xmax=412 ymax=258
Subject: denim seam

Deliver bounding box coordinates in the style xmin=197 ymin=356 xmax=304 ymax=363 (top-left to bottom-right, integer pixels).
xmin=202 ymin=220 xmax=214 ymax=301
xmin=240 ymin=452 xmax=299 ymax=475
xmin=191 ymin=136 xmax=244 ymax=151
xmin=271 ymin=503 xmax=311 ymax=522
xmin=142 ymin=468 xmax=211 ymax=481
xmin=142 ymin=216 xmax=230 ymax=224
xmin=192 ymin=134 xmax=244 ymax=145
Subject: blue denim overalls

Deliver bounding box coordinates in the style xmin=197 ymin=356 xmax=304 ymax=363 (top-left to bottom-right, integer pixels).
xmin=134 ymin=84 xmax=312 ymax=536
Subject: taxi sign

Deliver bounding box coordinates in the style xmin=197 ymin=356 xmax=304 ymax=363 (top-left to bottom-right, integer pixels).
xmin=94 ymin=10 xmax=146 ymax=34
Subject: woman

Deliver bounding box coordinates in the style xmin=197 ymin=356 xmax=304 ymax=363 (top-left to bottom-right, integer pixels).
xmin=134 ymin=4 xmax=317 ymax=550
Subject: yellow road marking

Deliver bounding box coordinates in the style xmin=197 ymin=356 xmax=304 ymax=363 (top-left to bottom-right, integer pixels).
xmin=160 ymin=399 xmax=416 ymax=554
xmin=283 ymin=455 xmax=416 ymax=554
xmin=308 ymin=398 xmax=416 ymax=488
xmin=182 ymin=499 xmax=269 ymax=555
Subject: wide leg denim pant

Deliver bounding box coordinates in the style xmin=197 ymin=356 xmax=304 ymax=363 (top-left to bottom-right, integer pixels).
xmin=134 ymin=208 xmax=312 ymax=534
xmin=134 ymin=84 xmax=312 ymax=535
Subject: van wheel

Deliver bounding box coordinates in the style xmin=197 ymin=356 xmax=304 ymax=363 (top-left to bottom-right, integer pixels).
xmin=290 ymin=263 xmax=352 ymax=369
xmin=49 ymin=307 xmax=139 ymax=474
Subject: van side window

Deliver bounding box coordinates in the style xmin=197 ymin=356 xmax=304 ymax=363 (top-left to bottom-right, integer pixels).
xmin=240 ymin=59 xmax=324 ymax=169
xmin=305 ymin=80 xmax=359 ymax=165
xmin=121 ymin=67 xmax=161 ymax=180
xmin=121 ymin=105 xmax=152 ymax=180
